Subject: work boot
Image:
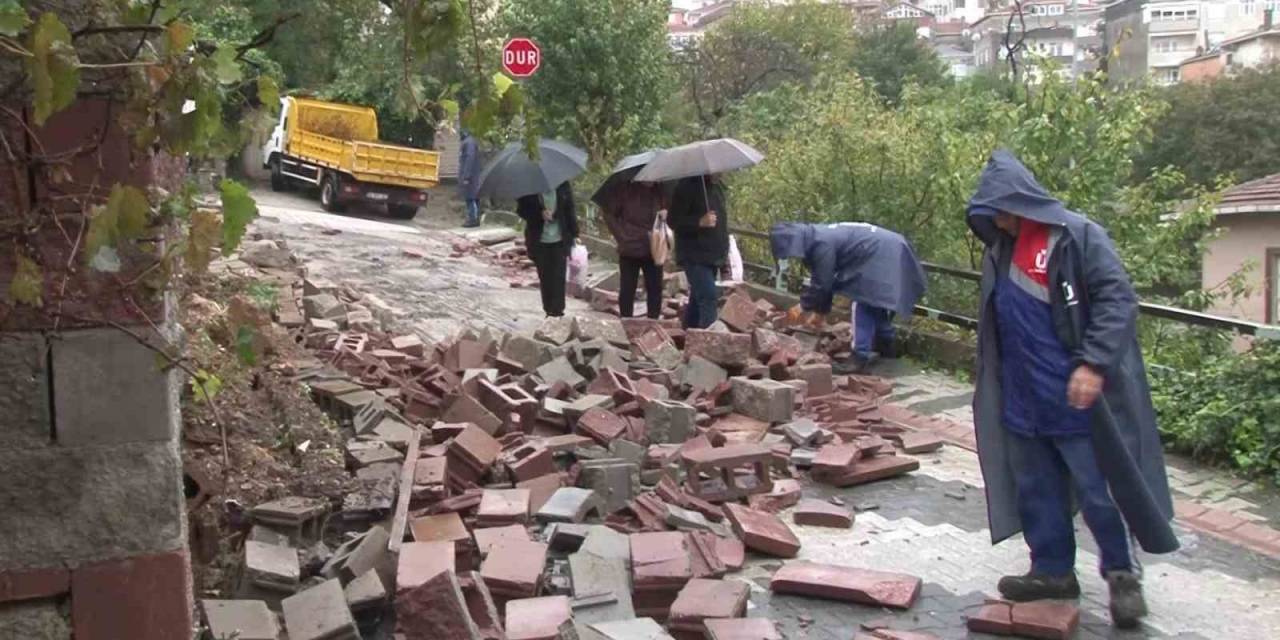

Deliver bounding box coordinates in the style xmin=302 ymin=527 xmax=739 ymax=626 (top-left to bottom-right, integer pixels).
xmin=832 ymin=354 xmax=872 ymax=375
xmin=1106 ymin=570 xmax=1147 ymax=629
xmin=874 ymin=336 xmax=898 ymax=359
xmin=996 ymin=572 xmax=1081 ymax=602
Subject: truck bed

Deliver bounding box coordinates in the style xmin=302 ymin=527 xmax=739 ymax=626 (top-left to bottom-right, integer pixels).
xmin=289 ymin=130 xmax=440 ymax=190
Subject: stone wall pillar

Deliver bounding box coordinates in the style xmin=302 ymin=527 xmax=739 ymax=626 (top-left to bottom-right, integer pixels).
xmin=0 ymin=6 xmax=192 ymax=636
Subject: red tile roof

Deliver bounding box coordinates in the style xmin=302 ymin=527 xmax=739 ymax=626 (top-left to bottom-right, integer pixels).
xmin=1218 ymin=173 xmax=1280 ymax=215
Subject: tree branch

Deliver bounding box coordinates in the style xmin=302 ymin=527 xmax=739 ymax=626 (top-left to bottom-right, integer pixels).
xmin=74 ymin=25 xmax=165 ymax=39
xmin=234 ymin=12 xmax=303 ymax=61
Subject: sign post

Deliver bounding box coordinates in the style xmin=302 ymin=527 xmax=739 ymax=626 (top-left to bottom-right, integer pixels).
xmin=502 ymin=38 xmax=542 ymax=78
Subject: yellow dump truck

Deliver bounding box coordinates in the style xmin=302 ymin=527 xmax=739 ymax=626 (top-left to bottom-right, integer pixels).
xmin=262 ymin=97 xmax=441 ymax=219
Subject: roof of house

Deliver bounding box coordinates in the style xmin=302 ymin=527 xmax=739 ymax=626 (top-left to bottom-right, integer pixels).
xmin=1217 ymin=173 xmax=1280 ymax=215
xmin=1220 ymin=28 xmax=1280 ymax=50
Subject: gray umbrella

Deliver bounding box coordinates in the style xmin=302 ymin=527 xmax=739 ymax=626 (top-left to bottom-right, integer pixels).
xmin=590 ymin=149 xmax=661 ymax=207
xmin=476 ymin=139 xmax=589 ymax=200
xmin=632 ymin=138 xmax=763 ymax=183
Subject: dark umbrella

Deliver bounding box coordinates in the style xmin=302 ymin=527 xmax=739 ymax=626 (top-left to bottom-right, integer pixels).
xmin=633 ymin=138 xmax=764 ymax=210
xmin=590 ymin=149 xmax=661 ymax=207
xmin=476 ymin=139 xmax=588 ymax=200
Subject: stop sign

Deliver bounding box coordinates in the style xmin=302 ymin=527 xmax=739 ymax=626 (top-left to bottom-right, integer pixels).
xmin=502 ymin=38 xmax=541 ymax=78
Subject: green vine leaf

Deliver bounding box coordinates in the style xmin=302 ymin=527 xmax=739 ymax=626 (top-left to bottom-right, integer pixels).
xmin=7 ymin=251 xmax=43 ymax=308
xmin=190 ymin=369 xmax=223 ymax=403
xmin=219 ymin=179 xmax=257 ymax=254
xmin=26 ymin=12 xmax=80 ymax=126
xmin=211 ymin=46 xmax=242 ymax=85
xmin=0 ymin=0 xmax=30 ymax=37
xmin=186 ymin=209 xmax=220 ymax=274
xmin=235 ymin=325 xmax=258 ymax=366
xmin=257 ymin=75 xmax=280 ymax=113
xmin=85 ymin=184 xmax=151 ymax=269
xmin=165 ymin=21 xmax=193 ymax=56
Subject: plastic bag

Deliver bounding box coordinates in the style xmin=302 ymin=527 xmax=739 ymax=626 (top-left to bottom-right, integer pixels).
xmin=727 ymin=235 xmax=744 ymax=282
xmin=568 ymin=241 xmax=590 ymax=288
xmin=650 ymin=215 xmax=673 ymax=265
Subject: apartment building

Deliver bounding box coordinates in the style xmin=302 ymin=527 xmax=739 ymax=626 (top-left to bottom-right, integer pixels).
xmin=1104 ymin=0 xmax=1275 ymax=84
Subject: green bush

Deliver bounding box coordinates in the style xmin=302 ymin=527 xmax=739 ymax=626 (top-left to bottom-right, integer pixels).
xmin=1152 ymin=340 xmax=1280 ymax=484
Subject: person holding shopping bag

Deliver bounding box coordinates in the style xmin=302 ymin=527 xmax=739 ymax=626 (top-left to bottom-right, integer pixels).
xmin=600 ymin=179 xmax=669 ymax=319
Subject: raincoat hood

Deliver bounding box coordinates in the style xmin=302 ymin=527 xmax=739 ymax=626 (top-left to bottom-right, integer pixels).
xmin=967 ymin=149 xmax=1077 ymax=246
xmin=769 ymin=222 xmax=813 ymax=259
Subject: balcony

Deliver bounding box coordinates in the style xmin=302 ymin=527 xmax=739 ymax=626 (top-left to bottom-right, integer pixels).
xmin=1150 ymin=19 xmax=1200 ymax=34
xmin=1149 ymin=50 xmax=1194 ymax=67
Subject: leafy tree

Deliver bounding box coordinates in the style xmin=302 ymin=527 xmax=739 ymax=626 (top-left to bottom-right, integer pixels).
xmin=851 ymin=23 xmax=951 ymax=104
xmin=1136 ymin=64 xmax=1280 ymax=189
xmin=502 ymin=0 xmax=671 ymax=164
xmin=676 ymin=0 xmax=858 ymax=132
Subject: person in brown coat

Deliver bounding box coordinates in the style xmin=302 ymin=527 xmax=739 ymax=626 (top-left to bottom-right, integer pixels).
xmin=601 ymin=181 xmax=667 ymax=319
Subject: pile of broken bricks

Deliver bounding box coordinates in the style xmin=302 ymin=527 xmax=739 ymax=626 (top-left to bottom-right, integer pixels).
xmin=200 ymin=275 xmax=1083 ymax=640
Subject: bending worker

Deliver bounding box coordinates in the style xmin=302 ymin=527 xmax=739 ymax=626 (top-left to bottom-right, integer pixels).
xmin=769 ymin=221 xmax=926 ymax=374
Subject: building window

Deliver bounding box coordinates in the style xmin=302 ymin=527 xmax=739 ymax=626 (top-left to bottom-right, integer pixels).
xmin=1153 ymin=8 xmax=1199 ymax=21
xmin=1241 ymin=1 xmax=1258 ymax=16
xmin=1156 ymin=68 xmax=1181 ymax=83
xmin=1152 ymin=38 xmax=1185 ymax=52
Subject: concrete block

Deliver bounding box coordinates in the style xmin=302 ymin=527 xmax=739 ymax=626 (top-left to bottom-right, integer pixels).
xmin=643 ymin=400 xmax=695 ymax=444
xmin=201 ymin=600 xmax=280 ymax=640
xmin=729 ymin=377 xmax=794 ymax=424
xmin=577 ymin=461 xmax=635 ymax=514
xmin=569 ymin=551 xmax=634 ymax=624
xmin=302 ymin=293 xmax=345 ymax=319
xmin=537 ymin=357 xmax=586 ymax=389
xmin=681 ymin=357 xmax=727 ymax=392
xmin=52 ymin=327 xmax=179 ymax=446
xmin=282 ymin=579 xmax=360 ymax=640
xmin=0 ymin=331 xmax=51 ymax=448
xmin=684 ymin=331 xmax=752 ymax=368
xmin=0 ymin=441 xmax=185 ymax=569
xmin=244 ymin=540 xmax=301 ymax=592
xmin=536 ymin=488 xmax=603 ymax=523
xmin=572 ymin=317 xmax=630 ymax=348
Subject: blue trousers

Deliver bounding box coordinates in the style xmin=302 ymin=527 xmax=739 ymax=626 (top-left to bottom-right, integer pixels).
xmin=465 ymin=198 xmax=481 ymax=225
xmin=684 ymin=264 xmax=719 ymax=329
xmin=852 ymin=303 xmax=896 ymax=358
xmin=1008 ymin=432 xmax=1133 ymax=577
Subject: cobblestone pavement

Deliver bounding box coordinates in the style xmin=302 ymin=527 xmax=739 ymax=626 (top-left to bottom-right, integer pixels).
xmin=252 ymin=187 xmax=1280 ymax=640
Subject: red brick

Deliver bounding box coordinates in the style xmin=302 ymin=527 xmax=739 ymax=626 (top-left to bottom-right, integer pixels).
xmin=1191 ymin=506 xmax=1245 ymax=533
xmin=669 ymin=578 xmax=750 ymax=631
xmin=769 ymin=561 xmax=920 ymax=609
xmin=705 ymin=618 xmax=782 ymax=640
xmin=683 ymin=444 xmax=774 ymax=503
xmin=793 ymin=499 xmax=854 ymax=529
xmin=516 ymin=473 xmax=564 ymax=514
xmin=684 ymin=330 xmax=753 ymax=368
xmin=723 ymin=504 xmax=801 ymax=558
xmin=477 ymin=489 xmax=532 ymax=526
xmin=412 ymin=513 xmax=471 ymax=544
xmin=822 ymin=454 xmax=920 ymax=487
xmin=473 ymin=524 xmax=531 ymax=558
xmin=715 ymin=537 xmax=745 ymax=572
xmin=398 ymin=541 xmax=458 ymax=593
xmin=966 ymin=601 xmax=1013 ymax=635
xmin=396 ymin=568 xmax=483 ymax=640
xmin=1009 ymin=600 xmax=1080 ymax=640
xmin=507 ymin=443 xmax=556 ymax=482
xmin=505 ymin=595 xmax=572 ymax=640
xmin=748 ymin=479 xmax=803 ymax=513
xmin=1172 ymin=499 xmax=1209 ymax=521
xmin=719 ymin=292 xmax=759 ymax=333
xmin=587 ymin=368 xmax=638 ymax=404
xmin=577 ymin=407 xmax=628 ymax=445
xmin=72 ymin=550 xmax=193 ymax=640
xmin=481 ymin=539 xmax=548 ymax=599
xmin=0 ymin=566 xmax=70 ymax=603
xmin=811 ymin=443 xmax=858 ymax=478
xmin=1230 ymin=522 xmax=1280 ymax=550
xmin=898 ymin=432 xmax=944 ymax=454
xmin=631 ymin=532 xmax=693 ymax=590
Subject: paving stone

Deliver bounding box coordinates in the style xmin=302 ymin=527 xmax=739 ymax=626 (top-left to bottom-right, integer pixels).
xmin=201 ymin=599 xmax=281 ymax=640
xmin=517 ymin=473 xmax=565 ymax=514
xmin=665 ymin=504 xmax=723 ymax=534
xmin=303 ymin=294 xmax=346 ymax=320
xmin=811 ymin=443 xmax=858 ymax=478
xmin=685 ymin=330 xmax=752 ymax=368
xmin=682 ymin=356 xmax=729 ymax=392
xmin=506 ymin=595 xmax=573 ymax=640
xmin=537 ymin=487 xmax=605 ymax=523
xmin=630 ymin=531 xmax=692 ymax=590
xmin=793 ymin=498 xmax=854 ymax=529
xmin=610 ymin=439 xmax=647 ymax=468
xmin=580 ymin=526 xmax=632 ymax=562
xmin=369 ymin=416 xmax=418 ymax=451
xmin=644 ymin=400 xmax=697 ymax=444
xmin=1009 ymin=600 xmax=1080 ymax=640
xmin=346 ymin=440 xmax=404 ymax=469
xmin=668 ymin=578 xmax=750 ymax=632
xmin=503 ymin=335 xmax=556 ymax=373
xmin=282 ymin=579 xmax=361 ymax=640
xmin=397 ymin=541 xmax=456 ymax=593
xmin=730 ymin=377 xmax=795 ymax=424
xmin=748 ymin=479 xmax=803 ymax=513
xmin=584 ymin=618 xmax=676 ymax=640
xmin=538 ymin=357 xmax=587 ymax=389
xmin=344 ymin=568 xmax=388 ymax=613
xmin=474 ymin=524 xmax=531 ymax=558
xmin=411 ymin=512 xmax=471 ymax=544
xmin=478 ymin=489 xmax=532 ymax=526
xmin=578 ymin=407 xmax=629 ymax=445
xmin=396 ymin=568 xmax=483 ymax=640
xmin=723 ymin=503 xmax=801 ymax=558
xmin=821 ymin=454 xmax=920 ymax=487
xmin=573 ymin=317 xmax=631 ymax=348
xmin=769 ymin=561 xmax=921 ymax=609
xmin=782 ymin=419 xmax=821 ymax=447
xmin=569 ymin=551 xmax=635 ymax=624
xmin=481 ymin=539 xmax=549 ymax=599
xmin=337 ymin=523 xmax=390 ymax=584
xmin=705 ymin=618 xmax=782 ymax=640
xmin=898 ymin=432 xmax=944 ymax=454
xmin=244 ymin=540 xmax=301 ymax=592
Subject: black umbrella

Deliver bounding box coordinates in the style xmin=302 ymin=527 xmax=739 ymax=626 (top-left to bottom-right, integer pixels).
xmin=589 ymin=150 xmax=661 ymax=207
xmin=476 ymin=139 xmax=589 ymax=200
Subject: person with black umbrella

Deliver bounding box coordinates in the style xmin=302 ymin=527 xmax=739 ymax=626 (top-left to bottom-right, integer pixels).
xmin=518 ymin=182 xmax=579 ymax=318
xmin=594 ymin=151 xmax=669 ymax=319
xmin=669 ymin=174 xmax=729 ymax=329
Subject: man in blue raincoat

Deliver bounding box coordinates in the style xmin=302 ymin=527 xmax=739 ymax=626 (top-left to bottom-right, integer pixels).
xmin=769 ymin=221 xmax=927 ymax=374
xmin=966 ymin=150 xmax=1178 ymax=629
xmin=459 ymin=129 xmax=482 ymax=228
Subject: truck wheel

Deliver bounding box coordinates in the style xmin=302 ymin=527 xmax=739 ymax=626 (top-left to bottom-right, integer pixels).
xmin=387 ymin=204 xmax=419 ymax=220
xmin=320 ymin=173 xmax=346 ymax=213
xmin=269 ymin=157 xmax=288 ymax=192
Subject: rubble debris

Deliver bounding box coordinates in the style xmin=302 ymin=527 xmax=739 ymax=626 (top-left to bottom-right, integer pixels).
xmin=668 ymin=579 xmax=750 ymax=637
xmin=704 ymin=618 xmax=781 ymax=640
xmin=411 ymin=512 xmax=471 ymax=544
xmin=200 ymin=599 xmax=281 ymax=640
xmin=251 ymin=496 xmax=328 ymax=543
xmin=898 ymin=432 xmax=944 ymax=454
xmin=537 ymin=487 xmax=605 ymax=523
xmin=965 ymin=600 xmax=1080 ymax=640
xmin=282 ymin=578 xmax=362 ymax=640
xmin=729 ymin=377 xmax=795 ymax=424
xmin=344 ymin=568 xmax=389 ymax=615
xmin=723 ymin=504 xmax=801 ymax=558
xmin=475 ymin=524 xmax=532 ymax=558
xmin=482 ymin=539 xmax=550 ymax=600
xmin=244 ymin=540 xmax=301 ymax=593
xmin=793 ymin=499 xmax=854 ymax=529
xmin=569 ymin=549 xmax=635 ymax=624
xmin=506 ymin=595 xmax=574 ymax=640
xmin=582 ymin=618 xmax=676 ymax=640
xmin=682 ymin=444 xmax=773 ymax=503
xmin=397 ymin=569 xmax=484 ymax=640
xmin=398 ymin=541 xmax=456 ymax=593
xmin=770 ymin=562 xmax=921 ymax=609
xmin=478 ymin=489 xmax=533 ymax=526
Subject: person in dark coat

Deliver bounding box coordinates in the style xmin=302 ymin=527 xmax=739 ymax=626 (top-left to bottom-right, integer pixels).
xmin=966 ymin=150 xmax=1178 ymax=629
xmin=458 ymin=130 xmax=482 ymax=228
xmin=669 ymin=174 xmax=729 ymax=329
xmin=770 ymin=221 xmax=926 ymax=374
xmin=601 ymin=181 xmax=668 ymax=319
xmin=517 ymin=181 xmax=579 ymax=317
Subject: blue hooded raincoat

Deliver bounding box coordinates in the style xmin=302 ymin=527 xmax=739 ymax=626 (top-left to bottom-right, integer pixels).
xmin=769 ymin=222 xmax=927 ymax=316
xmin=967 ymin=150 xmax=1179 ymax=554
